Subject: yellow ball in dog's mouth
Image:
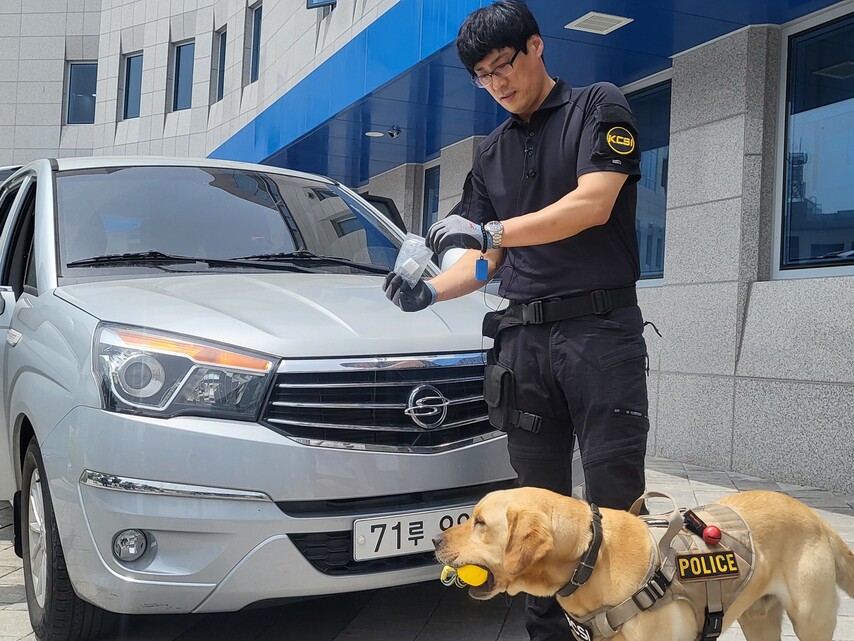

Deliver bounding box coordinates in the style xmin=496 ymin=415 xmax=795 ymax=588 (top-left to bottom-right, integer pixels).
xmin=440 ymin=564 xmax=488 ymax=587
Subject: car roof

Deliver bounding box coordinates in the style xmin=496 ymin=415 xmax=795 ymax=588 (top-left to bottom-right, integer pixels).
xmin=30 ymin=156 xmax=336 ymax=185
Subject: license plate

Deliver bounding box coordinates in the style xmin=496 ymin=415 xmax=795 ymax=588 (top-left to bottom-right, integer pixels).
xmin=353 ymin=506 xmax=473 ymax=561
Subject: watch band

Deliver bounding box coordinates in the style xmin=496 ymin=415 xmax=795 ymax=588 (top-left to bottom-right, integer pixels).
xmin=485 ymin=221 xmax=503 ymax=248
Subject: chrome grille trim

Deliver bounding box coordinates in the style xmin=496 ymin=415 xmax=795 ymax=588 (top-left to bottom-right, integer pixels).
xmin=270 ymin=394 xmax=483 ymax=410
xmin=80 ymin=470 xmax=272 ymax=502
xmin=267 ymin=414 xmax=489 ymax=432
xmin=285 ymin=430 xmax=504 ymax=454
xmin=262 ymin=352 xmax=495 ymax=452
xmin=275 ymin=352 xmax=485 ymax=373
xmin=274 ymin=375 xmax=484 ymax=389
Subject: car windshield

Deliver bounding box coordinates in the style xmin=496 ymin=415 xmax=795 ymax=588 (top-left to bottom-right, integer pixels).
xmin=0 ymin=167 xmax=19 ymax=184
xmin=55 ymin=165 xmax=402 ymax=279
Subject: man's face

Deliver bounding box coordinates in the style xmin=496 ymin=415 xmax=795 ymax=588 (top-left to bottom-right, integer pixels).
xmin=473 ymin=37 xmax=545 ymax=119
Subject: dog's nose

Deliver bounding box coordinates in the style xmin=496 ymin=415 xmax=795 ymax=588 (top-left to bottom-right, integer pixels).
xmin=432 ymin=533 xmax=445 ymax=549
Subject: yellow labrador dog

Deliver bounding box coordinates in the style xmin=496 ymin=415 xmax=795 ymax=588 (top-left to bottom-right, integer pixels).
xmin=433 ymin=487 xmax=854 ymax=641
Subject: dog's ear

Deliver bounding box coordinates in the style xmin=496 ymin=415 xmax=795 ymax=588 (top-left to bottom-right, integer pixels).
xmin=503 ymin=505 xmax=554 ymax=575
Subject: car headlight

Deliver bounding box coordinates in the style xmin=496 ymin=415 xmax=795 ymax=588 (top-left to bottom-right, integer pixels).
xmin=95 ymin=324 xmax=277 ymax=420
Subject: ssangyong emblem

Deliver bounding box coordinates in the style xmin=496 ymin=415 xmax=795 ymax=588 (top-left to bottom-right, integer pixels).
xmin=404 ymin=384 xmax=450 ymax=429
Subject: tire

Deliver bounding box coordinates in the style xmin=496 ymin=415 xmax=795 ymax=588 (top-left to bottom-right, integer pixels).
xmin=21 ymin=439 xmax=111 ymax=641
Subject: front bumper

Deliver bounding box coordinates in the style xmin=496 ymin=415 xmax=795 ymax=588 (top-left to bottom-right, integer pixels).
xmin=41 ymin=406 xmax=514 ymax=614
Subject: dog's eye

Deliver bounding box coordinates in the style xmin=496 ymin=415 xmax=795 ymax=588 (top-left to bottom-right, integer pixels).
xmin=473 ymin=517 xmax=486 ymax=526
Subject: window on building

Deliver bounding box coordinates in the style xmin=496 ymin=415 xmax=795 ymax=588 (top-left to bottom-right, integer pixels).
xmin=123 ymin=54 xmax=143 ymax=119
xmin=172 ymin=41 xmax=195 ymax=111
xmin=627 ymin=82 xmax=671 ymax=280
xmin=213 ymin=29 xmax=227 ymax=102
xmin=67 ymin=62 xmax=97 ymax=124
xmin=782 ymin=12 xmax=854 ymax=270
xmin=246 ymin=4 xmax=262 ymax=85
xmin=422 ymin=167 xmax=440 ymax=234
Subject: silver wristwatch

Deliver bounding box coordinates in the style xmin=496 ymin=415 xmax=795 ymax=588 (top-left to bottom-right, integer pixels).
xmin=484 ymin=220 xmax=504 ymax=248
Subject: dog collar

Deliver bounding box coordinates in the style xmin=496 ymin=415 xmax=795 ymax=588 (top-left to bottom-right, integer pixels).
xmin=557 ymin=503 xmax=603 ymax=597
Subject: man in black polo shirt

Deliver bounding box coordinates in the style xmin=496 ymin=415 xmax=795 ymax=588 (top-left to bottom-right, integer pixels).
xmin=383 ymin=3 xmax=649 ymax=638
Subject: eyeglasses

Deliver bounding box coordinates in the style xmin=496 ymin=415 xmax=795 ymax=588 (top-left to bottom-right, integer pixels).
xmin=472 ymin=50 xmax=521 ymax=88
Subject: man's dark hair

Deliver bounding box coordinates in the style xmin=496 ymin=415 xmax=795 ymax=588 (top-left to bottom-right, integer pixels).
xmin=456 ymin=1 xmax=541 ymax=76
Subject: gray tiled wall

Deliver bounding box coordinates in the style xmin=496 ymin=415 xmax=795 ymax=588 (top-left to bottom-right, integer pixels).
xmin=642 ymin=26 xmax=854 ymax=493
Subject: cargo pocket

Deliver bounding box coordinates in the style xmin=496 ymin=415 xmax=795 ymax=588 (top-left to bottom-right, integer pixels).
xmin=483 ymin=362 xmax=515 ymax=432
xmin=599 ymin=342 xmax=647 ymax=370
xmin=599 ymin=342 xmax=649 ymax=429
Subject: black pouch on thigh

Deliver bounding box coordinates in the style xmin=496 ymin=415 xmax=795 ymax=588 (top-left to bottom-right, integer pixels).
xmin=483 ymin=360 xmax=516 ymax=432
xmin=484 ymin=355 xmax=545 ymax=435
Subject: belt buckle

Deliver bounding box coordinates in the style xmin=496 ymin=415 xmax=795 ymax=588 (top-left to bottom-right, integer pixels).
xmin=630 ymin=585 xmax=657 ymax=610
xmin=591 ymin=290 xmax=611 ymax=315
xmin=521 ymin=300 xmax=543 ymax=324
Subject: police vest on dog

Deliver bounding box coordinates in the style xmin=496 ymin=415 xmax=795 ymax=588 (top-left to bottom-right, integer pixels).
xmin=565 ymin=492 xmax=754 ymax=641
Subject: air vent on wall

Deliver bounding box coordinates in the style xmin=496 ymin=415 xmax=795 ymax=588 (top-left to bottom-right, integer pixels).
xmin=814 ymin=61 xmax=854 ymax=80
xmin=564 ymin=11 xmax=633 ymax=35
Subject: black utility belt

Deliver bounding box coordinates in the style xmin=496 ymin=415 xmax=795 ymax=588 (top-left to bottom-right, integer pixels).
xmin=484 ymin=286 xmax=637 ymax=339
xmin=511 ymin=285 xmax=637 ymax=324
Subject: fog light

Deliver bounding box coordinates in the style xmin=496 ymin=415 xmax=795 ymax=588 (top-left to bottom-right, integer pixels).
xmin=113 ymin=529 xmax=147 ymax=561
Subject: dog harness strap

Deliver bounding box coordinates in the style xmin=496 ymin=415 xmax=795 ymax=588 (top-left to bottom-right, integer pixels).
xmin=589 ymin=567 xmax=674 ymax=637
xmin=567 ymin=500 xmax=756 ymax=641
xmin=698 ymin=582 xmax=724 ymax=641
xmin=630 ymin=491 xmax=684 ymax=581
xmin=557 ymin=504 xmax=603 ymax=597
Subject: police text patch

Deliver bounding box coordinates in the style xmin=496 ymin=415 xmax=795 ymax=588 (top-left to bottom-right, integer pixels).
xmin=676 ymin=551 xmax=739 ymax=581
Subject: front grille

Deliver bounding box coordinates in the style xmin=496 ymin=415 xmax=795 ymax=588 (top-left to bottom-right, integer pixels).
xmin=290 ymin=532 xmax=437 ymax=575
xmin=262 ymin=353 xmax=499 ymax=451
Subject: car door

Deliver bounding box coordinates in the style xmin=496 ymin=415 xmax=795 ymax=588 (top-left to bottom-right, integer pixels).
xmin=0 ymin=174 xmax=34 ymax=500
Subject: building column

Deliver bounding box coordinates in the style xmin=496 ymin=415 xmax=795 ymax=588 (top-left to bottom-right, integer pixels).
xmin=640 ymin=26 xmax=782 ymax=473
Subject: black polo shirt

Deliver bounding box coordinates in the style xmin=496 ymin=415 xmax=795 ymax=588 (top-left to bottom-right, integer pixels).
xmin=461 ymin=79 xmax=641 ymax=302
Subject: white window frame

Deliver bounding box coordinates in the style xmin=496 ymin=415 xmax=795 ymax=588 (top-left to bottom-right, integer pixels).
xmin=243 ymin=2 xmax=262 ymax=87
xmin=169 ymin=39 xmax=196 ymax=112
xmin=65 ymin=60 xmax=98 ymax=125
xmin=211 ymin=27 xmax=228 ymax=104
xmin=772 ymin=0 xmax=854 ymax=280
xmin=119 ymin=52 xmax=143 ymax=121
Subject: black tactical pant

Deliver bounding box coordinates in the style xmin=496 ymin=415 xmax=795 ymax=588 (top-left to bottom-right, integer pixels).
xmin=492 ymin=305 xmax=649 ymax=641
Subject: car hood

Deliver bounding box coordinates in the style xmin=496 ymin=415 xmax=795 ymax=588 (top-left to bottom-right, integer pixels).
xmin=55 ymin=273 xmax=494 ymax=358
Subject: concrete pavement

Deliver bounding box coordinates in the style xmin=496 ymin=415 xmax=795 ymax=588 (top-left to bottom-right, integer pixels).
xmin=2 ymin=457 xmax=853 ymax=640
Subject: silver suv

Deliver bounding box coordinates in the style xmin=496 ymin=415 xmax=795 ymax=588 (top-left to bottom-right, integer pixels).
xmin=0 ymin=158 xmax=515 ymax=641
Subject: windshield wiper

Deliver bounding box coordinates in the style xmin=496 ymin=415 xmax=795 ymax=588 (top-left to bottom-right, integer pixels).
xmin=66 ymin=251 xmax=311 ymax=272
xmin=231 ymin=250 xmax=389 ymax=274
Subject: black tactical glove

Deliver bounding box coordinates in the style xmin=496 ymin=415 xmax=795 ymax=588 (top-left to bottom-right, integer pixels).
xmin=425 ymin=214 xmax=486 ymax=254
xmin=383 ymin=273 xmax=437 ymax=312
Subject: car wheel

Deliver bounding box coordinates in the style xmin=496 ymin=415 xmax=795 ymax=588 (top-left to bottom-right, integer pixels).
xmin=21 ymin=439 xmax=110 ymax=641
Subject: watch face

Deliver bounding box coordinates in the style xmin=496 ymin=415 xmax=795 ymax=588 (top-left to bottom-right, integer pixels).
xmin=486 ymin=222 xmax=502 ymax=246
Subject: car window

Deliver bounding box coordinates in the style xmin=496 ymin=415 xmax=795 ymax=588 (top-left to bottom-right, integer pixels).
xmin=0 ymin=182 xmax=22 ymax=233
xmin=1 ymin=182 xmax=35 ymax=297
xmin=54 ymin=166 xmax=401 ymax=277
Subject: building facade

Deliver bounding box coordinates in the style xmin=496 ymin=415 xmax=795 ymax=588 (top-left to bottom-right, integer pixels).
xmin=1 ymin=0 xmax=852 ymax=491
